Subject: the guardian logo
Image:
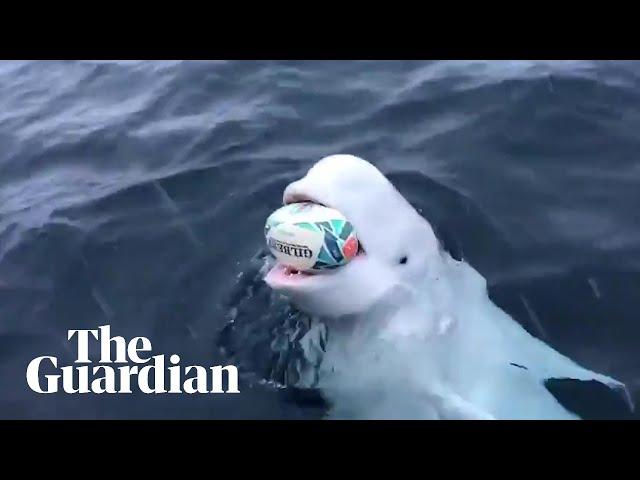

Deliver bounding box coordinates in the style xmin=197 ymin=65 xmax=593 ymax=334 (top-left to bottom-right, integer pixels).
xmin=26 ymin=325 xmax=239 ymax=394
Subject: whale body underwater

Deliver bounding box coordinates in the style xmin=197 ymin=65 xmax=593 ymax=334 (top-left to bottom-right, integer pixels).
xmin=263 ymin=154 xmax=634 ymax=420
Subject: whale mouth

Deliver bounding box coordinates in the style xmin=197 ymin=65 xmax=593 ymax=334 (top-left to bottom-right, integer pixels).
xmin=264 ymin=262 xmax=316 ymax=286
xmin=283 ymin=192 xmax=327 ymax=207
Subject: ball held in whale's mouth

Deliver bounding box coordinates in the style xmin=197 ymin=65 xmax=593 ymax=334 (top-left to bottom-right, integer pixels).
xmin=264 ymin=193 xmax=366 ymax=287
xmin=281 ymin=192 xmax=367 ymax=257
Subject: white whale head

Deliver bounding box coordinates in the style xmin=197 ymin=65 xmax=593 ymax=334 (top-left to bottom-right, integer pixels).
xmin=264 ymin=154 xmax=441 ymax=318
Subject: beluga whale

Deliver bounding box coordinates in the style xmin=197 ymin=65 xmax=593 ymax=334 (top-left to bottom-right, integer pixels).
xmin=264 ymin=154 xmax=632 ymax=420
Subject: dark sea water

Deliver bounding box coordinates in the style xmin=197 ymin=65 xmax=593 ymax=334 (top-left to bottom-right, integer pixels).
xmin=1 ymin=60 xmax=639 ymax=419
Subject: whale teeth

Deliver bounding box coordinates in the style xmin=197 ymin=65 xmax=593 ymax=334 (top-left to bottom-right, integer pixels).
xmin=283 ymin=266 xmax=302 ymax=276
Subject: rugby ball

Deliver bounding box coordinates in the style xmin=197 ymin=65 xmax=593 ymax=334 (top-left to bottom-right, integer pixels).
xmin=264 ymin=202 xmax=359 ymax=272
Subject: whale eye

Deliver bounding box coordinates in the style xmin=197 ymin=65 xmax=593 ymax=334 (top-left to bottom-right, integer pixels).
xmin=399 ymin=256 xmax=408 ymax=265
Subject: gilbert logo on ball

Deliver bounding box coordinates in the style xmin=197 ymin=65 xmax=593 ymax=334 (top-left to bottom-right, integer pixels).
xmin=265 ymin=202 xmax=359 ymax=272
